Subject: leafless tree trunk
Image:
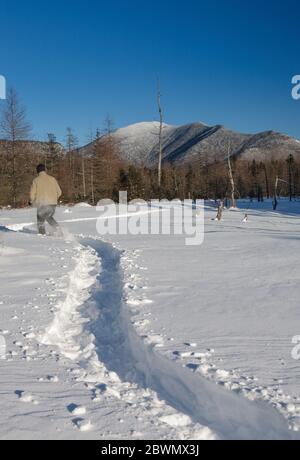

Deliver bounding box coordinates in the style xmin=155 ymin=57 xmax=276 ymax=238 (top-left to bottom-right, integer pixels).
xmin=82 ymin=156 xmax=86 ymax=198
xmin=90 ymin=158 xmax=95 ymax=205
xmin=287 ymin=154 xmax=294 ymax=201
xmin=227 ymin=142 xmax=237 ymax=208
xmin=47 ymin=133 xmax=59 ymax=174
xmin=104 ymin=113 xmax=115 ymax=135
xmin=262 ymin=163 xmax=270 ymax=199
xmin=65 ymin=127 xmax=78 ymax=199
xmin=273 ymin=176 xmax=279 ymax=210
xmin=157 ymin=79 xmax=164 ymax=189
xmin=216 ymin=201 xmax=223 ymax=221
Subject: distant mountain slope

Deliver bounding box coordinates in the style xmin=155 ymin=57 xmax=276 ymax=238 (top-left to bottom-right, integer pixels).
xmin=148 ymin=123 xmax=251 ymax=165
xmin=113 ymin=122 xmax=174 ymax=164
xmin=78 ymin=121 xmax=300 ymax=166
xmin=235 ymin=131 xmax=300 ymax=162
xmin=2 ymin=122 xmax=299 ymax=167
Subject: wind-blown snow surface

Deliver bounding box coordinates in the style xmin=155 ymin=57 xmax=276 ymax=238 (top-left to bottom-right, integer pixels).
xmin=1 ymin=200 xmax=300 ymax=440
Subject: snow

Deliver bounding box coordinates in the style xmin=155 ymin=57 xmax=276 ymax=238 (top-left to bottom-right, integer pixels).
xmin=74 ymin=202 xmax=93 ymax=208
xmin=1 ymin=199 xmax=300 ymax=439
xmin=113 ymin=122 xmax=174 ymax=163
xmin=114 ymin=121 xmax=172 ymax=138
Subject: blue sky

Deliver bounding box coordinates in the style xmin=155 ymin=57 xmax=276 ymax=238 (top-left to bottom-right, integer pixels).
xmin=1 ymin=0 xmax=300 ymax=145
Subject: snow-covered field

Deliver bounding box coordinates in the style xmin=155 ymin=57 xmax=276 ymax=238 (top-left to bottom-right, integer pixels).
xmin=1 ymin=200 xmax=300 ymax=440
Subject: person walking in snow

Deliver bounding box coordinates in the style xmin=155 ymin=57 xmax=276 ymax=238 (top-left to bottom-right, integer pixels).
xmin=30 ymin=164 xmax=62 ymax=235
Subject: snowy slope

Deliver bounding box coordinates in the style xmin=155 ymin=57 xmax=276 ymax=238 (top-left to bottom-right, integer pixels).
xmin=78 ymin=122 xmax=300 ymax=166
xmin=1 ymin=201 xmax=300 ymax=439
xmin=113 ymin=122 xmax=174 ymax=164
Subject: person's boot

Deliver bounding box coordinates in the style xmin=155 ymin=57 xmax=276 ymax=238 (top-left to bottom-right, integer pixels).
xmin=38 ymin=227 xmax=46 ymax=235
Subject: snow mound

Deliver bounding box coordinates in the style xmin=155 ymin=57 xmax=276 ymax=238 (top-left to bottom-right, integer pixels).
xmin=160 ymin=414 xmax=192 ymax=427
xmin=74 ymin=202 xmax=92 ymax=208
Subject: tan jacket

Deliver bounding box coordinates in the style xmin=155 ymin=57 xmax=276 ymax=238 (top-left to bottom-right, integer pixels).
xmin=30 ymin=172 xmax=62 ymax=207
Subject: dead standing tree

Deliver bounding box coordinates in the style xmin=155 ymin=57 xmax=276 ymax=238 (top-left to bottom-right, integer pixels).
xmin=216 ymin=201 xmax=224 ymax=221
xmin=65 ymin=127 xmax=79 ymax=198
xmin=157 ymin=79 xmax=164 ymax=190
xmin=226 ymin=142 xmax=237 ymax=208
xmin=273 ymin=176 xmax=288 ymax=210
xmin=0 ymin=88 xmax=31 ymax=207
xmin=81 ymin=154 xmax=86 ymax=199
xmin=89 ymin=130 xmax=99 ymax=206
xmin=262 ymin=163 xmax=270 ymax=199
xmin=273 ymin=176 xmax=279 ymax=210
xmin=46 ymin=133 xmax=61 ymax=176
xmin=287 ymin=154 xmax=294 ymax=202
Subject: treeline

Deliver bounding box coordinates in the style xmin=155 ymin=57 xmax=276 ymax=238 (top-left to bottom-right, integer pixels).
xmin=92 ymin=154 xmax=300 ymax=203
xmin=1 ymin=89 xmax=300 ymax=207
xmin=1 ymin=136 xmax=299 ymax=207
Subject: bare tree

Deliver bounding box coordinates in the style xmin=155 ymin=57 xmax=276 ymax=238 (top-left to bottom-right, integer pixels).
xmin=0 ymin=88 xmax=31 ymax=207
xmin=273 ymin=176 xmax=279 ymax=210
xmin=226 ymin=142 xmax=237 ymax=208
xmin=46 ymin=133 xmax=61 ymax=174
xmin=81 ymin=155 xmax=86 ymax=199
xmin=87 ymin=130 xmax=97 ymax=205
xmin=92 ymin=135 xmax=122 ymax=201
xmin=66 ymin=127 xmax=78 ymax=153
xmin=157 ymin=79 xmax=164 ymax=189
xmin=65 ymin=127 xmax=78 ymax=199
xmin=90 ymin=158 xmax=95 ymax=205
xmin=104 ymin=114 xmax=115 ymax=135
xmin=262 ymin=163 xmax=270 ymax=199
xmin=273 ymin=176 xmax=288 ymax=210
xmin=95 ymin=128 xmax=101 ymax=140
xmin=216 ymin=201 xmax=224 ymax=221
xmin=287 ymin=154 xmax=294 ymax=202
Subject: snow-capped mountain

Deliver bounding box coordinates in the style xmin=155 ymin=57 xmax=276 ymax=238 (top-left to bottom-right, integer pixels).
xmin=79 ymin=121 xmax=300 ymax=165
xmin=2 ymin=122 xmax=299 ymax=167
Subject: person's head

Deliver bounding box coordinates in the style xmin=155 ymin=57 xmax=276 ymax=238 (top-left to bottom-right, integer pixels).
xmin=36 ymin=164 xmax=46 ymax=174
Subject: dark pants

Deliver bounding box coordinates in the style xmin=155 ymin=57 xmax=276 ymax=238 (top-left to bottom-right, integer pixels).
xmin=37 ymin=205 xmax=59 ymax=235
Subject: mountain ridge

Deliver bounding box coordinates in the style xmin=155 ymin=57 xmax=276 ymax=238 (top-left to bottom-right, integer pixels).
xmin=1 ymin=121 xmax=300 ymax=166
xmin=78 ymin=121 xmax=300 ymax=166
